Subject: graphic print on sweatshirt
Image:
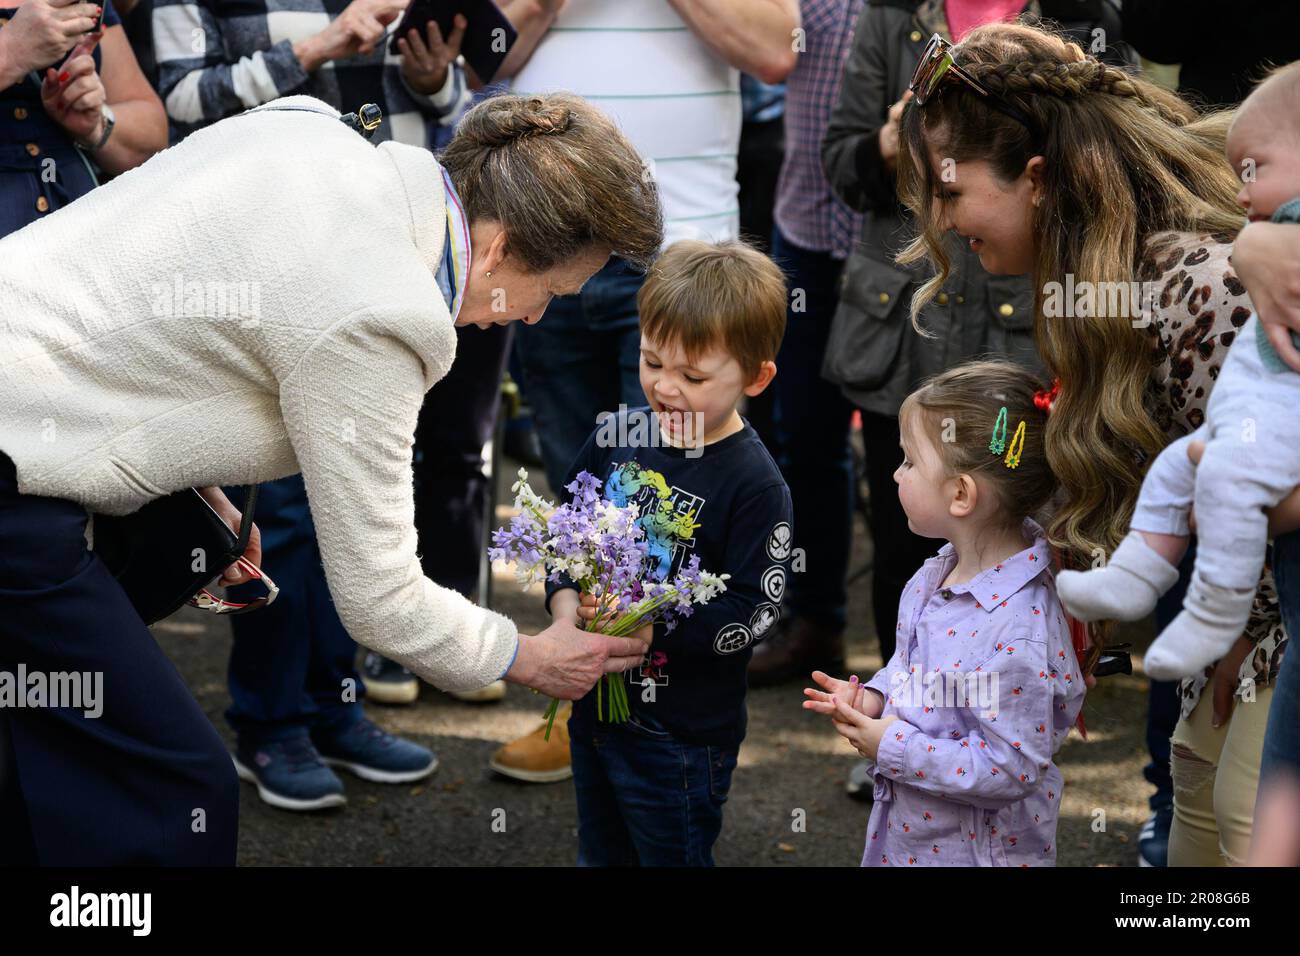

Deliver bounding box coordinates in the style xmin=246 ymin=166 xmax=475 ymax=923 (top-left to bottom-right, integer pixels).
xmin=602 ymin=460 xmax=707 ymax=687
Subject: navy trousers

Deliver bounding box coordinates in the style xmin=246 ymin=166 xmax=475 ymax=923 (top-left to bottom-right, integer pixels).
xmin=0 ymin=453 xmax=238 ymax=865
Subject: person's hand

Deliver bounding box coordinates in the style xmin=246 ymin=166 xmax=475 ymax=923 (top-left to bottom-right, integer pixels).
xmin=40 ymin=46 xmax=105 ymax=143
xmin=507 ymin=615 xmax=650 ymax=699
xmin=1209 ymin=634 xmax=1254 ymax=729
xmin=1231 ymin=221 xmax=1300 ymax=373
xmin=397 ymin=14 xmax=465 ymax=95
xmin=878 ymin=90 xmax=912 ymax=171
xmin=803 ymin=670 xmax=883 ymax=718
xmin=826 ymin=695 xmax=899 ymax=759
xmin=575 ymin=591 xmax=654 ymax=646
xmin=295 ymin=0 xmax=408 ymax=69
xmin=196 ymin=487 xmax=264 ymax=586
xmin=0 ymin=0 xmax=100 ymax=80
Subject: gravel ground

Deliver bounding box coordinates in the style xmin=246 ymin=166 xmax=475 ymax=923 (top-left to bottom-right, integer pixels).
xmin=154 ymin=452 xmax=1157 ymax=867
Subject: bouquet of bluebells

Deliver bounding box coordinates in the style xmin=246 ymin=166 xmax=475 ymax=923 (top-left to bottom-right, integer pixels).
xmin=490 ymin=468 xmax=729 ymax=739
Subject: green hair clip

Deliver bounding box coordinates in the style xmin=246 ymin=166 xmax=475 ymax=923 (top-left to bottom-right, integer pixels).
xmin=989 ymin=406 xmax=1008 ymax=455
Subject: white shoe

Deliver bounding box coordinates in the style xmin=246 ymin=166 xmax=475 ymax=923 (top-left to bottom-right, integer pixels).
xmin=449 ymin=679 xmax=507 ymax=703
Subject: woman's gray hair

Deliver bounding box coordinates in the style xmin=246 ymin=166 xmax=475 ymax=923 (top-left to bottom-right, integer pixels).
xmin=438 ymin=92 xmax=664 ymax=272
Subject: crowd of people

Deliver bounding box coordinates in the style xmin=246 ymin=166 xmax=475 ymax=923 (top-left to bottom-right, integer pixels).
xmin=1 ymin=0 xmax=1299 ymax=868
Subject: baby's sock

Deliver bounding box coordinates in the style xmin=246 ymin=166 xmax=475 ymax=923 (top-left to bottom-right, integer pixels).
xmin=1144 ymin=575 xmax=1257 ymax=681
xmin=1056 ymin=531 xmax=1181 ymax=623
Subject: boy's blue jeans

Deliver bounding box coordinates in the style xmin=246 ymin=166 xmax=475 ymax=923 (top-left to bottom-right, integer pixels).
xmin=569 ymin=711 xmax=739 ymax=866
xmin=1262 ymin=531 xmax=1300 ymax=778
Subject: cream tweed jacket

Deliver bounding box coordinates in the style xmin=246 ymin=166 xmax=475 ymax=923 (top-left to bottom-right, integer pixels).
xmin=0 ymin=96 xmax=519 ymax=692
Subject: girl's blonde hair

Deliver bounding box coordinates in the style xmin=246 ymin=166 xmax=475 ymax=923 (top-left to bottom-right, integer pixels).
xmin=895 ymin=22 xmax=1243 ymax=621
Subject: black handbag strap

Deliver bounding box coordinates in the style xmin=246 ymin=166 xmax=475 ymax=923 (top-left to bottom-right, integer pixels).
xmin=235 ymin=484 xmax=258 ymax=551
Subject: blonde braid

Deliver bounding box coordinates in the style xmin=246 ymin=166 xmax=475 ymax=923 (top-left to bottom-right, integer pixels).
xmin=966 ymin=57 xmax=1197 ymax=127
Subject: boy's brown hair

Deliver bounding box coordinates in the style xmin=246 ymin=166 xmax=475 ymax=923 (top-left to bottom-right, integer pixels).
xmin=637 ymin=239 xmax=787 ymax=382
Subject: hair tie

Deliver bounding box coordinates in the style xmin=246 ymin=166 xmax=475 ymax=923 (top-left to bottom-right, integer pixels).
xmin=989 ymin=406 xmax=1008 ymax=455
xmin=1004 ymin=421 xmax=1027 ymax=469
xmin=1033 ymin=379 xmax=1061 ymax=414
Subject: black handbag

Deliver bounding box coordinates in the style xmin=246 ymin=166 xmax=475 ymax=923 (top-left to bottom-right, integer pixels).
xmin=92 ymin=486 xmax=260 ymax=625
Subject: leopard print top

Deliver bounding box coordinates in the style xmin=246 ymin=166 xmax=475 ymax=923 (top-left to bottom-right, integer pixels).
xmin=1139 ymin=230 xmax=1288 ymax=720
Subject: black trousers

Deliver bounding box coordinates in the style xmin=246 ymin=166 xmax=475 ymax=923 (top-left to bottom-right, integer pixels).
xmin=412 ymin=321 xmax=513 ymax=598
xmin=858 ymin=411 xmax=936 ymax=664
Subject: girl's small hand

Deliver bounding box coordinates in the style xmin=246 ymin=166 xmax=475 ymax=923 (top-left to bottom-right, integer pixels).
xmin=803 ymin=670 xmax=883 ymax=718
xmin=829 ymin=696 xmax=899 ymax=760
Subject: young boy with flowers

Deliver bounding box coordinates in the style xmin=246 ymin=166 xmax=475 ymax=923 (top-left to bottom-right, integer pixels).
xmin=547 ymin=238 xmax=793 ymax=866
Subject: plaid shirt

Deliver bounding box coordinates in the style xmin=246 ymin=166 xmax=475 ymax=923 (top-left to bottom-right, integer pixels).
xmin=773 ymin=0 xmax=865 ymax=259
xmin=153 ymin=0 xmax=471 ymax=144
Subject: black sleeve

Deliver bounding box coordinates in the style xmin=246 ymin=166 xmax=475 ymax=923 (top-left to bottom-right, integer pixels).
xmin=541 ymin=432 xmax=605 ymax=616
xmin=821 ymin=4 xmax=902 ymax=215
xmin=656 ymin=481 xmax=795 ymax=660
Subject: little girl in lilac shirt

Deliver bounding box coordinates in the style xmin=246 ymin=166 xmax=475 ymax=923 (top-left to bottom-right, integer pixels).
xmin=805 ymin=361 xmax=1086 ymax=866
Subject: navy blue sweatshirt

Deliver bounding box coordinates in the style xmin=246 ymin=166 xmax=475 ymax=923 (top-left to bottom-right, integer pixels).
xmin=545 ymin=406 xmax=794 ymax=748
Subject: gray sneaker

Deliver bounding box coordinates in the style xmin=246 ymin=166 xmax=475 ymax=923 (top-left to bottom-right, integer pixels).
xmin=846 ymin=760 xmax=875 ymax=802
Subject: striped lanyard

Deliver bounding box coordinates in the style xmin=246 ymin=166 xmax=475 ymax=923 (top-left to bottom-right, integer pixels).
xmin=440 ymin=167 xmax=472 ymax=322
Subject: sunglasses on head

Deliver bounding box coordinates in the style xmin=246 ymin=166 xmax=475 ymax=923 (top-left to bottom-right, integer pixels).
xmin=909 ymin=33 xmax=1037 ymax=134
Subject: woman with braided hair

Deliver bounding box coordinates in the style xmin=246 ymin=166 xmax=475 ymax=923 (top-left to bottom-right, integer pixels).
xmin=895 ymin=20 xmax=1293 ymax=865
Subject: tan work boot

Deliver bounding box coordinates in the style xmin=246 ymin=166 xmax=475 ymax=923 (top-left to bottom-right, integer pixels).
xmin=488 ymin=703 xmax=573 ymax=783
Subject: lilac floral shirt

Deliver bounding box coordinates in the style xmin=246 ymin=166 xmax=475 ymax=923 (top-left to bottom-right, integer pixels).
xmin=861 ymin=519 xmax=1086 ymax=867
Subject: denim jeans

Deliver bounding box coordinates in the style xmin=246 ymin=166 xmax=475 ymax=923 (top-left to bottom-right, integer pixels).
xmin=768 ymin=228 xmax=855 ymax=632
xmin=1262 ymin=531 xmax=1300 ymax=778
xmin=514 ymin=256 xmax=646 ymax=493
xmin=224 ymin=476 xmax=364 ymax=746
xmin=568 ymin=711 xmax=739 ymax=866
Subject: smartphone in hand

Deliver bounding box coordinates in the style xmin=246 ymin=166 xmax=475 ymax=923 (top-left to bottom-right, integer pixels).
xmin=388 ymin=0 xmax=517 ymax=84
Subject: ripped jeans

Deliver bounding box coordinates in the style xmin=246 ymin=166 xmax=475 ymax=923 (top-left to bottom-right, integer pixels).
xmin=1167 ymin=682 xmax=1274 ymax=866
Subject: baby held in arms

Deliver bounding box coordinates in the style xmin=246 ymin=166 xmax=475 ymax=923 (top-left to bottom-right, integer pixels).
xmin=1057 ymin=64 xmax=1300 ymax=680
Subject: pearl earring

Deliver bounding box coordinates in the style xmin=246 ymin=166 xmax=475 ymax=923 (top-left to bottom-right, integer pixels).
xmin=486 ymin=270 xmax=493 ymax=278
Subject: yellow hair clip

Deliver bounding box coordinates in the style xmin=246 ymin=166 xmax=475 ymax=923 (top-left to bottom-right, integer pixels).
xmin=1004 ymin=420 xmax=1026 ymax=469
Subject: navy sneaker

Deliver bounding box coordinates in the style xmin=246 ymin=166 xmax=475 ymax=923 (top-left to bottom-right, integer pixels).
xmin=360 ymin=652 xmax=419 ymax=705
xmin=232 ymin=737 xmax=346 ymax=812
xmin=312 ymin=718 xmax=438 ymax=784
xmin=1138 ymin=804 xmax=1173 ymax=867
